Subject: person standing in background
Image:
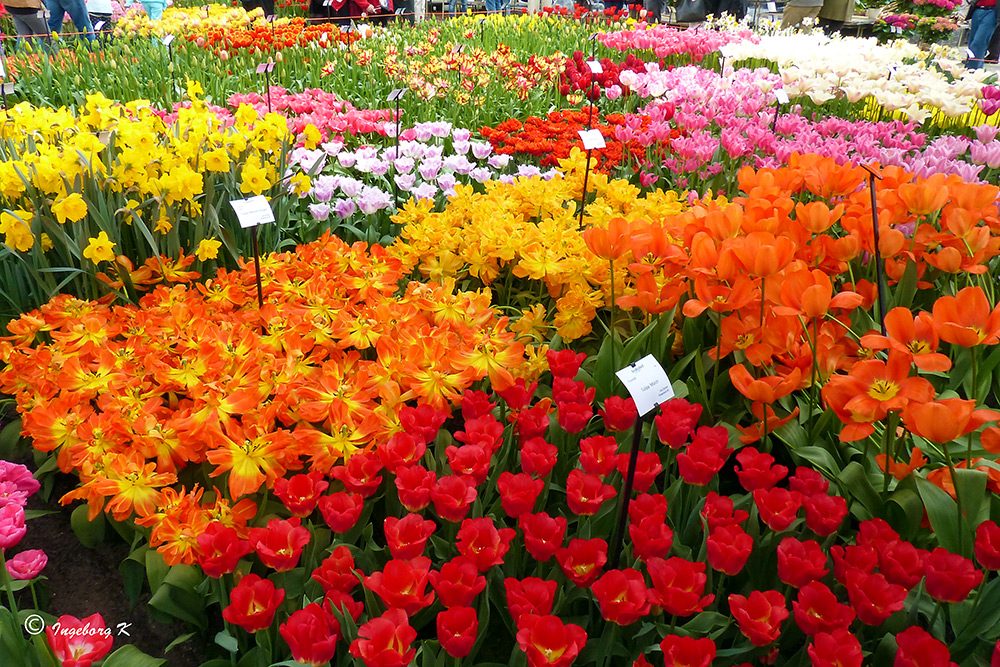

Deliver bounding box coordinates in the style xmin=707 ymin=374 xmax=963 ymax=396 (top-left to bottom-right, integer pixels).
xmin=781 ymin=0 xmax=823 ymax=27
xmin=2 ymin=0 xmax=50 ymax=47
xmin=45 ymin=0 xmax=96 ymax=40
xmin=966 ymin=0 xmax=998 ymax=68
xmin=817 ymin=0 xmax=854 ymax=32
xmin=86 ymin=0 xmax=113 ymax=31
xmin=241 ymin=0 xmax=274 ymax=18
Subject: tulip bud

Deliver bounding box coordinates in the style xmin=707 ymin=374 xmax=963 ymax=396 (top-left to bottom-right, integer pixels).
xmin=220 ymin=50 xmax=230 ymax=61
xmin=275 ymin=51 xmax=283 ymax=62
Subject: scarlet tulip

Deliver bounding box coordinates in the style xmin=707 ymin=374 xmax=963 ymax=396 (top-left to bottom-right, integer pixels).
xmin=429 ymin=556 xmax=487 ymax=608
xmin=520 ymin=512 xmax=568 ymax=562
xmin=223 ymin=574 xmax=285 ymax=633
xmin=273 ymin=471 xmax=329 ymax=517
xmin=196 ymin=522 xmax=252 ymax=578
xmin=516 ymin=614 xmax=588 ymax=667
xmin=45 ymin=614 xmax=114 ymax=667
xmin=363 ymin=557 xmax=435 ymax=615
xmin=350 ymin=608 xmax=417 ymax=667
xmin=248 ymin=517 xmax=310 ymax=572
xmin=437 ymin=606 xmax=478 ymax=659
xmin=456 ymin=517 xmax=516 ymax=572
xmin=659 ymin=635 xmax=716 ymax=667
xmin=278 ymin=603 xmax=340 ymax=667
xmin=591 ymin=568 xmax=650 ymax=625
xmin=384 ymin=513 xmax=436 ymax=560
xmin=895 ymin=626 xmax=958 ymax=667
xmin=729 ymin=590 xmax=788 ymax=646
xmin=505 ymin=576 xmax=558 ymax=624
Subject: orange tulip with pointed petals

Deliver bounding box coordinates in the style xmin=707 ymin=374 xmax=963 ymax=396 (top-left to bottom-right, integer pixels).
xmin=932 ymin=286 xmax=1000 ymax=347
xmin=876 ymin=447 xmax=927 ymax=480
xmin=729 ymin=365 xmax=802 ymax=405
xmin=617 ymin=273 xmax=686 ymax=315
xmin=773 ymin=269 xmax=863 ymax=320
xmin=902 ymin=398 xmax=1000 ymax=445
xmin=859 ymin=308 xmax=951 ymax=372
xmin=728 ymin=232 xmax=797 ymax=279
xmin=584 ymin=217 xmax=631 ymax=261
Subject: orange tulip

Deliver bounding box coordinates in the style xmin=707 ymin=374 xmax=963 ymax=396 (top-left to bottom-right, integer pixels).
xmin=875 ymin=447 xmax=927 ymax=481
xmin=859 ymin=308 xmax=951 ymax=372
xmin=902 ymin=398 xmax=1000 ymax=445
xmin=773 ymin=269 xmax=863 ymax=320
xmin=736 ymin=404 xmax=800 ymax=444
xmin=795 ymin=201 xmax=844 ymax=235
xmin=729 ymin=365 xmax=802 ymax=405
xmin=727 ymin=232 xmax=797 ymax=279
xmin=583 ymin=217 xmax=631 ymax=260
xmin=931 ymin=286 xmax=1000 ymax=347
xmin=898 ymin=173 xmax=949 ymax=217
xmin=617 ymin=273 xmax=686 ymax=314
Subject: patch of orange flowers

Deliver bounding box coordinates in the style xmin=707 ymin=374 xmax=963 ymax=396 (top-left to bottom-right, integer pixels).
xmin=0 ymin=233 xmax=524 ymax=564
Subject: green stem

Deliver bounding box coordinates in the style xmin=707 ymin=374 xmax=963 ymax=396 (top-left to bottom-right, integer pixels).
xmin=0 ymin=549 xmax=18 ymax=615
xmin=882 ymin=412 xmax=898 ymax=500
xmin=942 ymin=444 xmax=965 ymax=554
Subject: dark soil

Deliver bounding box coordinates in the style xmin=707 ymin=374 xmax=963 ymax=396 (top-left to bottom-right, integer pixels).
xmin=15 ymin=462 xmax=206 ymax=667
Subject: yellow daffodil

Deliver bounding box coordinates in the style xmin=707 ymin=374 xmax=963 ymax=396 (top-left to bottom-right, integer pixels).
xmin=83 ymin=231 xmax=116 ymax=264
xmin=196 ymin=238 xmax=222 ymax=261
xmin=51 ymin=192 xmax=89 ymax=224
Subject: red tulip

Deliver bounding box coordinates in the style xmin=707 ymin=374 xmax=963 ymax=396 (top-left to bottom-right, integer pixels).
xmin=729 ymin=590 xmax=788 ymax=646
xmin=735 ymin=447 xmax=788 ymax=492
xmin=788 ymin=466 xmax=830 ymax=496
xmin=566 ymin=469 xmax=617 ymax=516
xmin=377 ymin=432 xmax=426 ymax=473
xmin=446 ymin=443 xmax=492 ymax=485
xmin=196 ymin=522 xmax=252 ymax=578
xmin=517 ymin=402 xmax=552 ymax=443
xmin=431 ymin=475 xmax=477 ymax=522
xmin=384 ymin=513 xmax=436 ymax=560
xmin=591 ymin=568 xmax=650 ymax=625
xmin=706 ymin=524 xmax=753 ymax=576
xmin=461 ymin=390 xmax=496 ymax=421
xmin=844 ymin=570 xmax=906 ymax=625
xmin=505 ymin=576 xmax=558 ymax=624
xmin=976 ymin=520 xmax=1000 ymax=570
xmin=792 ymin=581 xmax=855 ymax=636
xmin=520 ymin=512 xmax=567 ymax=562
xmin=802 ymin=493 xmax=847 ymax=537
xmin=516 ymin=614 xmax=588 ymax=667
xmin=677 ymin=426 xmax=732 ymax=485
xmin=924 ymin=547 xmax=983 ymax=603
xmin=616 ymin=451 xmax=663 ymax=494
xmin=659 ymin=634 xmax=716 ymax=667
xmin=437 ymin=606 xmax=478 ymax=659
xmin=429 ymin=556 xmax=486 ymax=608
xmin=655 ymin=398 xmax=703 ymax=449
xmin=878 ymin=540 xmax=927 ymax=590
xmin=557 ymin=401 xmax=593 ymax=433
xmin=600 ymin=395 xmax=637 ymax=432
xmin=457 ymin=517 xmax=516 ymax=572
xmin=895 ymin=626 xmax=958 ymax=667
xmin=273 ymin=471 xmax=329 ymax=517
xmin=350 ymin=608 xmax=417 ymax=667
xmin=647 ymin=557 xmax=714 ymax=617
xmin=312 ymin=545 xmax=359 ymax=593
xmin=398 ymin=403 xmax=450 ymax=445
xmin=629 ymin=517 xmax=674 ymax=562
xmin=555 ymin=538 xmax=607 ymax=588
xmin=394 ymin=464 xmax=436 ymax=512
xmin=329 ymin=451 xmax=383 ymax=497
xmin=318 ymin=492 xmax=364 ymax=533
xmin=776 ymin=537 xmax=828 ymax=588
xmin=579 ymin=435 xmax=621 ymax=477
xmin=753 ymin=488 xmax=803 ymax=532
xmin=701 ymin=491 xmax=749 ymax=530
xmin=249 ymin=517 xmax=311 ymax=572
xmin=497 ymin=472 xmax=545 ymax=518
xmin=223 ymin=574 xmax=285 ymax=633
xmin=363 ymin=557 xmax=435 ymax=615
xmin=520 ymin=437 xmax=558 ymax=478
xmin=808 ymin=628 xmax=862 ymax=667
xmin=45 ymin=614 xmax=113 ymax=667
xmin=278 ymin=603 xmax=340 ymax=667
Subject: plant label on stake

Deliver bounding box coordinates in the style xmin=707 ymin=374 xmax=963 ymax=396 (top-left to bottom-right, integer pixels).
xmin=93 ymin=20 xmax=105 ymax=31
xmin=162 ymin=34 xmax=175 ymax=47
xmin=615 ymin=354 xmax=675 ymax=417
xmin=718 ymin=43 xmax=732 ymax=73
xmin=577 ymin=129 xmax=605 ymax=229
xmin=766 ymin=1 xmax=776 ymax=11
xmin=230 ymin=195 xmax=275 ymax=310
xmin=586 ymin=60 xmax=603 ymax=74
xmin=256 ymin=62 xmax=275 ymax=113
xmin=772 ymin=88 xmax=788 ymax=131
xmin=609 ymin=355 xmax=675 ymax=568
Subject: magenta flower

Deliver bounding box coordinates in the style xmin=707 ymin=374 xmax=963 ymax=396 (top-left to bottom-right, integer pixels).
xmin=0 ymin=503 xmax=26 ymax=550
xmin=6 ymin=549 xmax=47 ymax=580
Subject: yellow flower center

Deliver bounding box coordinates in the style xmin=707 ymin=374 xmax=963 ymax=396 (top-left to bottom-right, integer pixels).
xmin=868 ymin=380 xmax=899 ymax=401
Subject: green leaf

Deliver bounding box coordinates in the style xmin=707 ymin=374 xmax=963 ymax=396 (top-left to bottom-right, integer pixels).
xmin=101 ymin=645 xmax=165 ymax=667
xmin=593 ymin=333 xmax=618 ymax=401
xmin=0 ymin=420 xmax=25 ymax=460
xmin=147 ymin=565 xmax=208 ymax=629
xmin=838 ymin=461 xmax=881 ymax=519
xmin=915 ymin=475 xmax=963 ymax=554
xmin=70 ymin=504 xmax=105 ymax=549
xmin=163 ymin=632 xmax=195 ymax=654
xmin=886 ymin=486 xmax=923 ymax=541
xmin=214 ymin=629 xmax=238 ymax=654
xmin=953 ymin=467 xmax=989 ymax=529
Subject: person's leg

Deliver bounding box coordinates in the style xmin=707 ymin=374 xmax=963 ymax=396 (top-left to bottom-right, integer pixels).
xmin=16 ymin=11 xmax=52 ymax=46
xmin=45 ymin=0 xmax=64 ymax=35
xmin=59 ymin=0 xmax=95 ymax=39
xmin=986 ymin=22 xmax=1000 ymax=62
xmin=968 ymin=8 xmax=997 ymax=69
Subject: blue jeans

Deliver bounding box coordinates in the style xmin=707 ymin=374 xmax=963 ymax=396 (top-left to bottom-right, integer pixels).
xmin=485 ymin=0 xmax=502 ymax=11
xmin=45 ymin=0 xmax=95 ymax=41
xmin=448 ymin=0 xmax=468 ymax=14
xmin=968 ymin=7 xmax=997 ymax=69
xmin=141 ymin=0 xmax=167 ymax=20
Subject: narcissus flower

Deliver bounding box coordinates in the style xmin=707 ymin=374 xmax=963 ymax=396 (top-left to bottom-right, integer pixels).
xmin=196 ymin=238 xmax=222 ymax=261
xmin=51 ymin=192 xmax=89 ymax=224
xmin=83 ymin=231 xmax=116 ymax=265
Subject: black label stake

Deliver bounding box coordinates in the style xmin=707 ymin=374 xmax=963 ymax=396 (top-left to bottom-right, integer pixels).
xmin=609 ymin=412 xmax=647 ymax=570
xmin=862 ymin=164 xmax=887 ymax=335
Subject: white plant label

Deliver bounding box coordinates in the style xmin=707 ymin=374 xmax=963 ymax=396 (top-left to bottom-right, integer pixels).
xmin=616 ymin=355 xmax=675 ymax=416
xmin=719 ymin=44 xmax=733 ymax=59
xmin=774 ymin=88 xmax=789 ymax=104
xmin=231 ymin=196 xmax=275 ymax=229
xmin=162 ymin=34 xmax=175 ymax=47
xmin=587 ymin=60 xmax=603 ymax=74
xmin=93 ymin=21 xmax=105 ymax=31
xmin=256 ymin=62 xmax=275 ymax=74
xmin=578 ymin=129 xmax=606 ymax=150
xmin=766 ymin=2 xmax=776 ymax=11
xmin=387 ymin=88 xmax=406 ymax=102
